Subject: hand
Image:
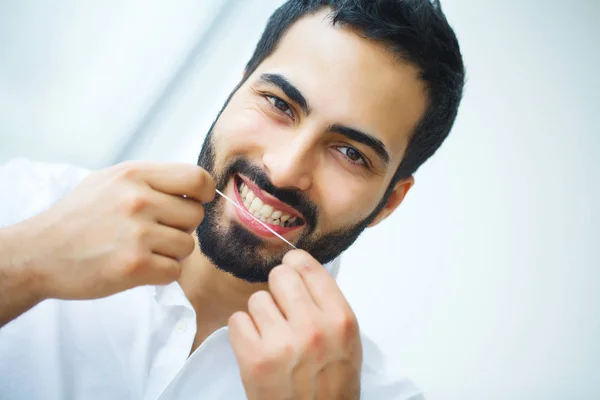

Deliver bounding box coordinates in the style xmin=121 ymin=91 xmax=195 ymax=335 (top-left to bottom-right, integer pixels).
xmin=228 ymin=250 xmax=363 ymax=400
xmin=11 ymin=161 xmax=215 ymax=300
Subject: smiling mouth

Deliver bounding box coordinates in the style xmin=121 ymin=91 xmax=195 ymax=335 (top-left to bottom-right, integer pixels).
xmin=234 ymin=176 xmax=304 ymax=229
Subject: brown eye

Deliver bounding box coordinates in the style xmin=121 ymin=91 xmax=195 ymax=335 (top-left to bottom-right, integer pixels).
xmin=266 ymin=95 xmax=294 ymax=118
xmin=337 ymin=146 xmax=366 ymax=166
xmin=346 ymin=148 xmax=361 ymax=161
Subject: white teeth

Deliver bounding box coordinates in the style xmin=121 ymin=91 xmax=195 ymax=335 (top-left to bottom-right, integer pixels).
xmin=249 ymin=197 xmax=263 ymax=213
xmin=238 ymin=180 xmax=301 ymax=227
xmin=260 ymin=204 xmax=274 ymax=218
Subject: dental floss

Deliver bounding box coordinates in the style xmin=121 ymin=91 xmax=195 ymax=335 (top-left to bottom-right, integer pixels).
xmin=215 ymin=188 xmax=298 ymax=250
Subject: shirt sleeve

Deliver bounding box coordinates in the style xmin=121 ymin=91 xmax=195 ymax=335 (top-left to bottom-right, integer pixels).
xmin=0 ymin=158 xmax=90 ymax=227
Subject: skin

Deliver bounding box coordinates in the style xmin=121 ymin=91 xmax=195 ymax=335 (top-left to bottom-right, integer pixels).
xmin=182 ymin=11 xmax=427 ymax=399
xmin=0 ymin=161 xmax=214 ymax=323
xmin=0 ymin=9 xmax=427 ymax=400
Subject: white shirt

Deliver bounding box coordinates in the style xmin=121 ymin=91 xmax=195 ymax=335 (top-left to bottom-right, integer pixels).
xmin=0 ymin=158 xmax=424 ymax=400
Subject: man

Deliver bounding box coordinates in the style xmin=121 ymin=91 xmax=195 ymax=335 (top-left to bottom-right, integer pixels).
xmin=0 ymin=0 xmax=464 ymax=398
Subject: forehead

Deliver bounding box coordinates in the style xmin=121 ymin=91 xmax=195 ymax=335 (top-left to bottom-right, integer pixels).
xmin=251 ymin=10 xmax=427 ymax=167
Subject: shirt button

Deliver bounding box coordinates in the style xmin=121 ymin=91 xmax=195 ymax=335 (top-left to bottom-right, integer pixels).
xmin=175 ymin=321 xmax=187 ymax=333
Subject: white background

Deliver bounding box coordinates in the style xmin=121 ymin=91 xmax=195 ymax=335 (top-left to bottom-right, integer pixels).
xmin=1 ymin=1 xmax=598 ymax=399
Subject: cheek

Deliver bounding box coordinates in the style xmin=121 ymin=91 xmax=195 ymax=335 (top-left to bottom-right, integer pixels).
xmin=215 ymin=106 xmax=268 ymax=154
xmin=317 ymin=168 xmax=381 ymax=229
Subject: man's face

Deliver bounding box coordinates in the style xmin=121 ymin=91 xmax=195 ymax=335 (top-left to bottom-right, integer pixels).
xmin=196 ymin=11 xmax=426 ymax=282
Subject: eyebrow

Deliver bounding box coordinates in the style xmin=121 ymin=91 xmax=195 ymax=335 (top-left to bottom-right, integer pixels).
xmin=329 ymin=124 xmax=390 ymax=166
xmin=258 ymin=73 xmax=310 ymax=115
xmin=258 ymin=73 xmax=390 ymax=167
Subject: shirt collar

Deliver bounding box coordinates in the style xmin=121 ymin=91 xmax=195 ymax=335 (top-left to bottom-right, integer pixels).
xmin=153 ymin=281 xmax=192 ymax=308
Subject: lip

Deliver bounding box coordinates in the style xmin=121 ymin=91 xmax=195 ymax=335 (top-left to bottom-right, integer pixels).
xmin=231 ymin=176 xmax=304 ymax=238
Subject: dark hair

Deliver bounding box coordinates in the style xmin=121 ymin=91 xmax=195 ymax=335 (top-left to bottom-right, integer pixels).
xmin=245 ymin=0 xmax=465 ymax=186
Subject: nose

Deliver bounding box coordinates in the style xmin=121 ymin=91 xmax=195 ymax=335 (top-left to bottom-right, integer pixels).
xmin=262 ymin=133 xmax=317 ymax=191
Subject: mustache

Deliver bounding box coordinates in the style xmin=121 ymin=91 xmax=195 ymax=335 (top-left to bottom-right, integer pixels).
xmin=221 ymin=158 xmax=318 ymax=229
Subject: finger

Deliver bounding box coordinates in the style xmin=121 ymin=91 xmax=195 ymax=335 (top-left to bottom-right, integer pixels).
xmin=228 ymin=311 xmax=260 ymax=360
xmin=143 ymin=254 xmax=183 ymax=285
xmin=148 ymin=192 xmax=205 ymax=232
xmin=118 ymin=161 xmax=216 ymax=203
xmin=268 ymin=264 xmax=316 ymax=320
xmin=282 ymin=250 xmax=345 ymax=312
xmin=145 ymin=224 xmax=196 ymax=260
xmin=247 ymin=290 xmax=287 ymax=336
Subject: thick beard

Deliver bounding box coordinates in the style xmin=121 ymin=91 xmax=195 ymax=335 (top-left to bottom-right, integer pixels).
xmin=195 ymin=90 xmax=390 ymax=283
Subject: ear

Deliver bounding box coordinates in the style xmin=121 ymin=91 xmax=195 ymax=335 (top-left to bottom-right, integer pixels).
xmin=368 ymin=176 xmax=415 ymax=227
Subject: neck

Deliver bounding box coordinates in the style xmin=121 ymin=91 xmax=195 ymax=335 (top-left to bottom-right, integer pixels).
xmin=177 ymin=233 xmax=267 ymax=330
